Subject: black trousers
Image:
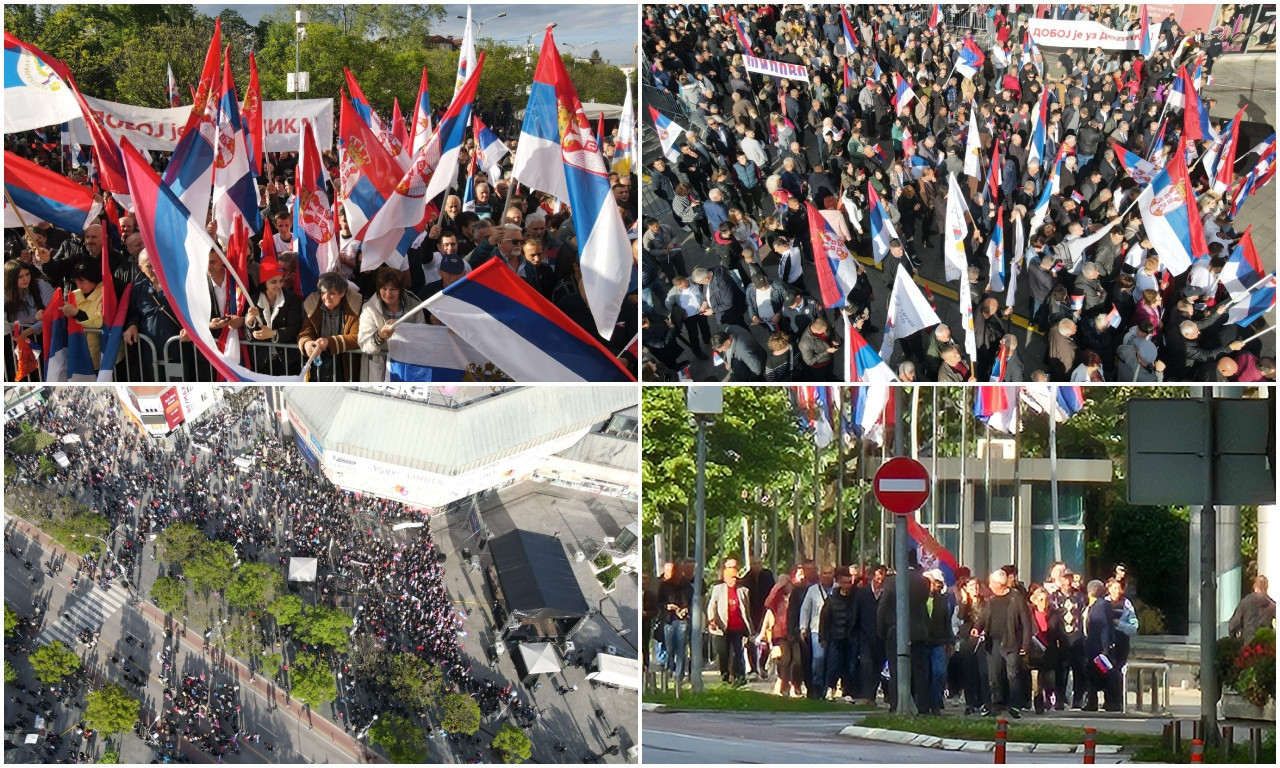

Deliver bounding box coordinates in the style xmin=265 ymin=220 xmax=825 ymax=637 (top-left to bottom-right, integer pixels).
xmin=987 ymin=647 xmax=1025 ymax=711
xmin=1058 ymin=638 xmax=1085 ymax=706
xmin=713 ymin=629 xmax=747 ymax=682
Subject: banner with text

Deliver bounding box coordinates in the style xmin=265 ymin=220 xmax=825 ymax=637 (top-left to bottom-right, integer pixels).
xmin=743 ymin=54 xmax=810 ymax=82
xmin=1027 ymin=18 xmax=1141 ymax=50
xmin=67 ymin=95 xmax=334 ymax=152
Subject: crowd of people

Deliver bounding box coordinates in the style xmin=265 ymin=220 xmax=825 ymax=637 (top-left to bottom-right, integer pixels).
xmin=640 ymin=4 xmax=1275 ymax=383
xmin=4 ymin=97 xmax=639 ymax=383
xmin=4 ymin=387 xmax=545 ymax=761
xmin=648 ymin=555 xmax=1218 ymax=718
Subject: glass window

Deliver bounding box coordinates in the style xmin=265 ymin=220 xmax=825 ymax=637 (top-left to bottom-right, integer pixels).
xmin=1032 ymin=528 xmax=1086 ymax=579
xmin=938 ymin=527 xmax=960 ymax=563
xmin=973 ymin=530 xmax=1014 ymax=575
xmin=1030 ymin=483 xmax=1085 ymax=526
xmin=973 ymin=483 xmax=1015 ymax=522
xmin=939 ymin=480 xmax=961 ymax=525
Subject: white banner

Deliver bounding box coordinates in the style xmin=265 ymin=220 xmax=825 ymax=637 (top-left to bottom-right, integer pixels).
xmin=742 ymin=54 xmax=809 ymax=82
xmin=1027 ymin=19 xmax=1141 ymax=50
xmin=67 ymin=95 xmax=334 ymax=153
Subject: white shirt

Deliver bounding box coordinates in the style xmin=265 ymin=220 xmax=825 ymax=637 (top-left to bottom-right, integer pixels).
xmin=1134 ymin=269 xmax=1160 ymax=296
xmin=739 ymin=136 xmax=768 ymax=168
xmin=778 ymin=247 xmax=804 ymax=284
xmin=273 ymin=232 xmax=296 ymax=256
xmin=674 ymin=285 xmax=702 ymax=318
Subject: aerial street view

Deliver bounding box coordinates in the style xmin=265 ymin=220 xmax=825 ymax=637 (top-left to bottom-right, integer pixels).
xmin=641 ymin=384 xmax=1275 ymax=764
xmin=3 ymin=384 xmax=640 ymax=763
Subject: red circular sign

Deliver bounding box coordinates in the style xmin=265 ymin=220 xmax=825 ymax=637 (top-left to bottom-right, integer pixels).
xmin=874 ymin=457 xmax=930 ymax=515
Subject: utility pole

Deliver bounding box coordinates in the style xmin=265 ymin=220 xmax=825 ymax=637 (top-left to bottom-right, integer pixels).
xmin=892 ymin=390 xmax=914 ymax=714
xmin=685 ymin=386 xmax=722 ymax=695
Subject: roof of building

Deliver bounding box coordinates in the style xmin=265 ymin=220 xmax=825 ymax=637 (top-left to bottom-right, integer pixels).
xmin=489 ymin=528 xmax=589 ymax=620
xmin=554 ymin=432 xmax=637 ymax=471
xmin=281 ymin=386 xmax=636 ymax=476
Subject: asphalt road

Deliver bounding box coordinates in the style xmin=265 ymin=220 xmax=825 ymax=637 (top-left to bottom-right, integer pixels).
xmin=642 ymin=710 xmax=1126 ymax=764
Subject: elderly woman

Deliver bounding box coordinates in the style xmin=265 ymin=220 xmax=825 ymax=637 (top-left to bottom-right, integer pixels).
xmin=299 ymin=271 xmax=361 ymax=381
xmin=358 ymin=267 xmax=424 ymax=381
xmin=244 ymin=255 xmax=304 ymax=376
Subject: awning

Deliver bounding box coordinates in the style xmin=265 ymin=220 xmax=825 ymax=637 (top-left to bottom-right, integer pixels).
xmin=518 ymin=642 xmax=562 ymax=675
xmin=288 ymin=557 xmax=318 ymax=582
xmin=586 ymin=653 xmax=639 ymax=690
xmin=489 ymin=529 xmax=588 ymax=621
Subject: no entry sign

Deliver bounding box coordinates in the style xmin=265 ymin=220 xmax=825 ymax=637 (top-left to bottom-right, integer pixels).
xmin=874 ymin=457 xmax=930 ymax=515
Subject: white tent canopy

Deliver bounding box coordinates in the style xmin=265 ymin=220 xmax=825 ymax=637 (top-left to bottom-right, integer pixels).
xmin=288 ymin=557 xmax=318 ymax=583
xmin=518 ymin=642 xmax=562 ymax=675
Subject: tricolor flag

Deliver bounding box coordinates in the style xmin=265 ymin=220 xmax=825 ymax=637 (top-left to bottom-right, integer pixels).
xmin=1028 ymin=87 xmax=1049 ymax=168
xmin=121 ymin=138 xmax=298 ymax=382
xmin=3 ymin=150 xmax=101 ymax=233
xmin=868 ymin=182 xmax=901 ymax=265
xmin=462 ymin=143 xmax=478 ymax=213
xmin=345 ymin=67 xmax=408 ymax=167
xmin=1029 ymin=150 xmax=1064 ymax=233
xmin=1021 ymin=30 xmax=1042 ymax=76
xmin=850 ymin=385 xmax=893 ymax=447
xmin=3 ymin=32 xmax=81 ymax=134
xmin=929 ymin=3 xmax=942 ymax=28
xmin=1211 ymin=106 xmax=1246 ymax=195
xmin=1137 ymin=138 xmax=1205 ymax=276
xmin=843 ymin=61 xmax=855 ymax=93
xmin=1228 ymin=274 xmax=1276 ymax=327
xmin=1103 ymin=304 xmax=1122 ymax=329
xmin=455 ymin=5 xmax=478 ymax=99
xmin=892 ymin=72 xmax=916 ymax=117
xmin=987 ymin=138 xmax=1002 ymax=203
xmin=473 ymin=115 xmax=510 ymax=186
xmin=648 ymin=106 xmax=685 ymax=161
xmin=1232 ymin=138 xmax=1275 ymax=216
xmin=1176 ymin=66 xmax=1211 ymax=141
xmin=878 ymin=264 xmax=941 ymax=363
xmin=974 ymin=385 xmax=1020 ymax=434
xmin=387 ymin=322 xmax=506 ymax=382
xmin=1147 ymin=117 xmax=1167 ymax=162
xmin=1056 ymin=385 xmax=1085 ymax=417
xmin=1113 ymin=142 xmax=1159 ymax=185
xmin=955 ymin=37 xmax=985 ymax=79
xmin=212 ymin=51 xmax=262 ymax=239
xmin=294 ymin=120 xmax=339 ymax=296
xmin=612 ymin=75 xmax=635 ymax=176
xmin=166 ymin=62 xmax=180 ymax=107
xmin=391 ymin=98 xmax=410 ymax=151
xmin=421 ymin=257 xmax=634 ymax=382
xmin=906 ymin=516 xmax=958 ymax=586
xmin=1005 ymin=213 xmax=1024 ymax=309
xmin=730 ymin=11 xmax=754 ymax=52
xmin=338 ymin=89 xmax=423 ymax=246
xmin=807 ymin=201 xmax=859 ymax=308
xmin=845 ymin=319 xmax=896 ymax=383
xmin=987 ymin=207 xmax=1006 ymax=293
xmin=513 ymin=28 xmax=633 ymax=340
xmin=1138 ymin=4 xmax=1154 ymax=59
xmin=162 ymin=20 xmax=221 ymax=222
xmin=840 ymin=6 xmax=859 ymax=54
xmin=1021 ymin=383 xmax=1084 ymax=422
xmin=410 ymin=66 xmax=433 ymax=157
xmin=41 ymin=289 xmax=96 ymax=382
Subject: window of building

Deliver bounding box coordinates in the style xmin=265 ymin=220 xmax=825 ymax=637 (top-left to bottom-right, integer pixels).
xmin=972 ymin=482 xmax=1016 ymax=522
xmin=1030 ymin=483 xmax=1087 ymax=576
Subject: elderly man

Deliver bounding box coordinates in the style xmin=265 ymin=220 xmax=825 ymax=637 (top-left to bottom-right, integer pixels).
xmin=980 ymin=569 xmax=1031 ymax=718
xmin=1047 ymin=318 xmax=1079 ymax=381
xmin=468 ymin=224 xmax=524 ymax=270
xmin=707 ymin=561 xmax=753 ymax=685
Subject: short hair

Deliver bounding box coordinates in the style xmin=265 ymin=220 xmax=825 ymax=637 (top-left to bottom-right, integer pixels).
xmin=1141 ymin=288 xmax=1160 ymax=305
xmin=1001 ymin=333 xmax=1019 ymax=351
xmin=273 ymin=210 xmax=291 ymax=222
xmin=1057 ymin=318 xmax=1077 ymax=335
xmin=690 ymin=267 xmax=711 ymax=283
xmin=767 ymin=331 xmax=791 ymax=352
xmin=1082 ymin=349 xmax=1102 ymax=367
xmin=710 ymin=332 xmax=731 ymax=349
xmin=989 ymin=569 xmax=1009 ymax=586
xmin=1087 ymin=579 xmax=1106 ymax=598
xmin=374 ymin=267 xmax=404 ymax=292
xmin=316 ymin=272 xmax=347 ymax=295
xmin=1179 ymin=320 xmax=1199 ymax=338
xmin=1082 ymin=262 xmax=1099 ymax=278
xmin=897 ymin=360 xmax=916 ymax=378
xmin=69 ymin=258 xmax=102 ymax=284
xmin=1117 ymin=273 xmax=1136 ymax=290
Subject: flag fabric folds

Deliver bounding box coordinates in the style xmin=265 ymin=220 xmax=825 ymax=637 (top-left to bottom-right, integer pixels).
xmin=41 ymin=289 xmax=96 ymax=382
xmin=512 ymin=28 xmax=631 ymax=340
xmin=3 ymin=150 xmax=101 ymax=233
xmin=387 ymin=322 xmax=504 ymax=382
xmin=879 ymin=264 xmax=942 ymax=362
xmin=1137 ymin=138 xmax=1206 ymax=277
xmin=3 ymin=32 xmax=81 ymax=133
xmin=907 ymin=516 xmax=958 ymax=587
xmin=422 ymin=257 xmax=635 ymax=382
xmin=244 ymin=52 xmax=264 ymax=176
xmin=410 ymin=66 xmax=433 ymax=158
xmin=974 ymin=385 xmax=1020 ymax=434
xmin=294 ymin=120 xmax=339 ymax=296
xmin=647 ymin=106 xmax=684 ymax=161
xmin=963 ymin=103 xmax=982 ymax=178
xmin=807 ymin=202 xmax=858 ymax=308
xmin=893 ymin=73 xmax=916 ymax=117
xmin=1220 ymin=226 xmax=1263 ymax=299
xmin=987 ymin=207 xmax=1006 ymax=293
xmin=845 ymin=319 xmax=896 ymax=383
xmin=1229 ymin=275 xmax=1276 ymax=327
xmin=955 ymin=37 xmax=985 ymax=79
xmin=868 ymin=183 xmax=901 ymax=265
xmin=212 ymin=52 xmax=261 ymax=238
xmin=473 ymin=115 xmax=510 ymax=186
xmin=1113 ymin=143 xmax=1159 ymax=185
xmin=162 ymin=20 xmax=221 ymax=223
xmin=943 ymin=172 xmax=969 ymax=281
xmin=611 ymin=75 xmax=635 ymax=176
xmin=166 ymin=62 xmax=180 ymax=108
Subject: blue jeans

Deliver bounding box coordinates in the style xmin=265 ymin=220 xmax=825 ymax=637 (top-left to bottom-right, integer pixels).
xmin=1077 ymin=153 xmax=1094 ymax=170
xmin=810 ymin=633 xmax=827 ymax=698
xmin=664 ymin=620 xmax=689 ymax=682
xmin=929 ymin=645 xmax=948 ymax=711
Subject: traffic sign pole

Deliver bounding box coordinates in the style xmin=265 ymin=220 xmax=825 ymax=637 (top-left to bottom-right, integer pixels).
xmin=892 ymin=395 xmax=914 ymax=714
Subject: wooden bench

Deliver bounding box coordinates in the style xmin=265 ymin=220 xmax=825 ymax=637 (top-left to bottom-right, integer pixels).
xmin=1125 ymin=661 xmax=1170 ymax=713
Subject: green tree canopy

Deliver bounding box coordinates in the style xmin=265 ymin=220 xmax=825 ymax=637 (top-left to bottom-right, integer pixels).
xmin=491 ymin=722 xmax=532 ymax=763
xmin=387 ymin=652 xmax=443 ymax=709
xmin=84 ymin=683 xmax=140 ymax=735
xmin=289 ymin=652 xmax=336 ymax=707
xmin=28 ymin=640 xmax=81 ymax=684
xmin=150 ymin=576 xmax=186 ymax=614
xmin=184 ymin=540 xmax=236 ymax=594
xmin=155 ymin=522 xmax=209 ymax=566
xmin=5 ymin=603 xmax=18 ymax=638
xmin=368 ymin=710 xmax=429 ymax=763
xmin=440 ymin=692 xmax=481 ymax=735
xmin=226 ymin=562 xmax=284 ymax=610
xmin=4 ymin=659 xmax=17 ymax=685
xmin=296 ymin=604 xmax=353 ymax=652
xmin=268 ymin=594 xmax=304 ymax=626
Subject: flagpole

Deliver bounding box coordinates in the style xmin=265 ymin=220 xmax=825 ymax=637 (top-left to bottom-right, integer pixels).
xmin=930 ymin=387 xmax=939 ymax=541
xmin=812 ymin=434 xmax=820 ymax=565
xmin=958 ymin=387 xmax=967 ymax=565
xmin=982 ymin=419 xmax=992 ymax=577
xmin=3 ymin=189 xmax=42 ymax=252
xmin=1238 ymin=324 xmax=1276 ymax=345
xmin=836 ymin=389 xmax=845 ymax=567
xmin=1049 ymin=399 xmax=1062 ymax=563
xmin=857 ymin=438 xmax=866 ymax=569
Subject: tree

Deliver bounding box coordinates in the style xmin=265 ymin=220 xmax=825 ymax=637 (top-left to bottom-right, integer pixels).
xmin=155 ymin=522 xmax=208 ymax=565
xmin=4 ymin=659 xmax=17 ymax=685
xmin=96 ymin=750 xmax=120 ymax=764
xmin=490 ymin=722 xmax=532 ymax=763
xmin=387 ymin=653 xmax=443 ymax=709
xmin=296 ymin=604 xmax=353 ymax=652
xmin=368 ymin=710 xmax=429 ymax=763
xmin=304 ymin=5 xmax=445 ymax=47
xmin=47 ymin=511 xmax=111 ymax=556
xmin=288 ymin=652 xmax=336 ymax=707
xmin=28 ymin=640 xmax=81 ymax=684
xmin=269 ymin=594 xmax=304 ymax=626
xmin=184 ymin=540 xmax=235 ymax=594
xmin=440 ymin=692 xmax=481 ymax=735
xmin=84 ymin=683 xmax=140 ymax=735
xmin=226 ymin=562 xmax=284 ymax=610
xmin=259 ymin=652 xmax=283 ymax=679
xmin=5 ymin=603 xmax=17 ymax=637
xmin=150 ymin=576 xmax=186 ymax=614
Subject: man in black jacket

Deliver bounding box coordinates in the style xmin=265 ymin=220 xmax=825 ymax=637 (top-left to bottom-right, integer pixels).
xmin=1082 ymin=579 xmax=1114 ymax=712
xmin=877 ymin=554 xmax=931 ymax=713
xmin=818 ymin=568 xmax=859 ymax=700
xmin=980 ymin=568 xmax=1032 ymax=717
xmin=854 ymin=565 xmax=887 ymax=704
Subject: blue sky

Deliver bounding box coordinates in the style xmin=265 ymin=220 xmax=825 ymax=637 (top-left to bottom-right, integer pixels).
xmin=192 ymin=3 xmax=637 ymax=64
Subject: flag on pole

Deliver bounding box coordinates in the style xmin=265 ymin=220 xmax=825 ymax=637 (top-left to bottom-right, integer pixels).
xmin=840 ymin=6 xmax=858 ymax=54
xmin=944 ymin=172 xmax=969 ymax=281
xmin=1137 ymin=138 xmax=1205 ymax=276
xmin=166 ymin=62 xmax=180 ymax=107
xmin=3 ymin=32 xmax=81 ymax=133
xmin=929 ymin=4 xmax=942 ymax=28
xmin=1029 ymin=150 xmax=1064 ymax=233
xmin=456 ymin=5 xmax=477 ymax=99
xmin=1028 ymin=87 xmax=1049 ymax=168
xmin=3 ymin=150 xmax=102 ymax=233
xmin=879 ymin=264 xmax=942 ymax=362
xmin=1177 ymin=66 xmax=1211 ymax=141
xmin=868 ymin=183 xmax=901 ymax=265
xmin=987 ymin=138 xmax=1002 ymax=203
xmin=1228 ymin=274 xmax=1277 ymax=327
xmin=473 ymin=115 xmax=510 ymax=187
xmin=1138 ymin=4 xmax=1154 ymax=59
xmin=294 ymin=120 xmax=339 ymax=297
xmin=850 ymin=385 xmax=892 ymax=446
xmin=410 ymin=66 xmax=433 ymax=157
xmin=1211 ymin=106 xmax=1246 ymax=194
xmin=611 ymin=75 xmax=635 ymax=175
xmin=959 ymin=268 xmax=977 ymax=364
xmin=337 ymin=89 xmax=419 ymax=243
xmin=963 ymin=103 xmax=982 ymax=178
xmin=162 ymin=20 xmax=221 ymax=222
xmin=807 ymin=202 xmax=859 ymax=308
xmin=955 ymin=37 xmax=985 ymax=79
xmin=730 ymin=11 xmax=754 ymax=52
xmin=1006 ymin=213 xmax=1024 ymax=309
xmin=1113 ymin=142 xmax=1159 ymax=185
xmin=987 ymin=207 xmax=1006 ymax=292
xmin=386 ymin=322 xmax=504 ymax=381
xmin=212 ymin=51 xmax=261 ymax=238
xmin=974 ymin=385 xmax=1021 ymax=434
xmin=647 ymin=106 xmax=684 ymax=161
xmin=892 ymin=72 xmax=916 ymax=117
xmin=462 ymin=141 xmax=478 ymax=213
xmin=243 ymin=52 xmax=264 ymax=176
xmin=512 ymin=28 xmax=632 ymax=340
xmin=907 ymin=516 xmax=958 ymax=586
xmin=1232 ymin=138 xmax=1275 ymax=216
xmin=845 ymin=320 xmax=897 ymax=383
xmin=344 ymin=68 xmax=407 ymax=167
xmin=391 ymin=98 xmax=410 ymax=151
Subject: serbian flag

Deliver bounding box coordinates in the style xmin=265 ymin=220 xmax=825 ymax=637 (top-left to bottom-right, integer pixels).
xmin=41 ymin=289 xmax=95 ymax=382
xmin=850 ymin=385 xmax=892 ymax=446
xmin=1232 ymin=139 xmax=1275 ymax=216
xmin=1021 ymin=30 xmax=1043 ymax=75
xmin=730 ymin=12 xmax=754 ymax=52
xmin=121 ymin=138 xmax=298 ymax=382
xmin=12 ymin=323 xmax=38 ymax=382
xmin=95 ymin=281 xmax=133 ymax=382
xmin=166 ymin=62 xmax=180 ymax=108
xmin=1177 ymin=66 xmax=1211 ymax=141
xmin=410 ymin=67 xmax=434 ymax=158
xmin=163 ymin=19 xmax=221 ymax=222
xmin=391 ymin=98 xmax=410 ymax=150
xmin=1113 ymin=142 xmax=1159 ymax=185
xmin=906 ymin=516 xmax=958 ymax=586
xmin=243 ymin=52 xmax=264 ymax=176
xmin=462 ymin=145 xmax=478 ymax=213
xmin=807 ymin=201 xmax=858 ymax=308
xmin=387 ymin=323 xmax=501 ymax=382
xmin=648 ymin=106 xmax=685 ymax=161
xmin=212 ymin=51 xmax=262 ymax=238
xmin=338 ymin=89 xmax=414 ymax=243
xmin=362 ymin=55 xmax=482 ymax=272
xmin=3 ymin=150 xmax=101 ymax=233
xmin=1056 ymin=385 xmax=1085 ymax=417
xmin=421 ymin=257 xmax=634 ymax=382
xmin=1028 ymin=87 xmax=1049 ymax=168
xmin=1229 ymin=274 xmax=1276 ymax=327
xmin=1147 ymin=118 xmax=1167 ymax=162
xmin=871 ymin=58 xmax=884 ymax=84
xmin=1211 ymin=106 xmax=1246 ymax=194
xmin=512 ymin=28 xmax=633 ymax=341
xmin=929 ymin=4 xmax=943 ymax=28
xmin=893 ymin=73 xmax=916 ymax=117
xmin=595 ymin=111 xmax=606 ymax=157
xmin=3 ymin=32 xmax=81 ymax=134
xmin=840 ymin=6 xmax=859 ymax=54
xmin=974 ymin=385 xmax=1020 ymax=433
xmin=294 ymin=120 xmax=340 ymax=296
xmin=67 ymin=71 xmax=129 ymax=195
xmin=868 ymin=182 xmax=901 ymax=265
xmin=987 ymin=207 xmax=1006 ymax=293
xmin=474 ymin=115 xmax=510 ymax=186
xmin=955 ymin=37 xmax=985 ymax=79
xmin=1137 ymin=138 xmax=1206 ymax=276
xmin=843 ymin=61 xmax=854 ymax=93
xmin=1138 ymin=5 xmax=1154 ymax=59
xmin=845 ymin=320 xmax=896 ymax=383
xmin=345 ymin=67 xmax=408 ymax=168
xmin=989 ymin=340 xmax=1012 ymax=382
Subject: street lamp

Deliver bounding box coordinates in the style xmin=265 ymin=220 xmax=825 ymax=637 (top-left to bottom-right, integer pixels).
xmin=457 ymin=11 xmax=507 ymax=37
xmin=525 ymin=23 xmax=558 ymax=67
xmin=563 ymin=41 xmax=599 ymax=61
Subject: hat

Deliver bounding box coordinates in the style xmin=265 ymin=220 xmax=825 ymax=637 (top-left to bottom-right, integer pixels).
xmin=258 ymin=255 xmax=283 ymax=284
xmin=440 ymin=253 xmax=466 ymax=275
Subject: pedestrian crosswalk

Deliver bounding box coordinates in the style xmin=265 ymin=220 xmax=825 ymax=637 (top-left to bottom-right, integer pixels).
xmin=38 ymin=581 xmax=131 ymax=648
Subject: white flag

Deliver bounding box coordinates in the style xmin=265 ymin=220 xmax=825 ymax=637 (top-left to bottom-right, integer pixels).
xmin=959 ymin=267 xmax=977 ymax=364
xmin=944 ymin=173 xmax=969 ymax=282
xmin=455 ymin=6 xmax=477 ymax=99
xmin=1006 ymin=214 xmax=1025 ymax=308
xmin=964 ymin=103 xmax=982 ymax=179
xmin=878 ymin=263 xmax=942 ymax=362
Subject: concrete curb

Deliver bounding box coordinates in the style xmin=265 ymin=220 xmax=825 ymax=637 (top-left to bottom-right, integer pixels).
xmin=839 ymin=725 xmax=1130 ymax=755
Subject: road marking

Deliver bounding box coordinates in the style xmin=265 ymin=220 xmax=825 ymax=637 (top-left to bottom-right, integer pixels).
xmin=37 ymin=582 xmax=130 ymax=648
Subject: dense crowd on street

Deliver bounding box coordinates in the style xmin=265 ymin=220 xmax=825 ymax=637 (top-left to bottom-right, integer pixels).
xmin=640 ymin=4 xmax=1275 ymax=383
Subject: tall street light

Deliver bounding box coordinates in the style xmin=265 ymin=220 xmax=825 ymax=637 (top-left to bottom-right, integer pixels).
xmin=457 ymin=12 xmax=507 ymax=37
